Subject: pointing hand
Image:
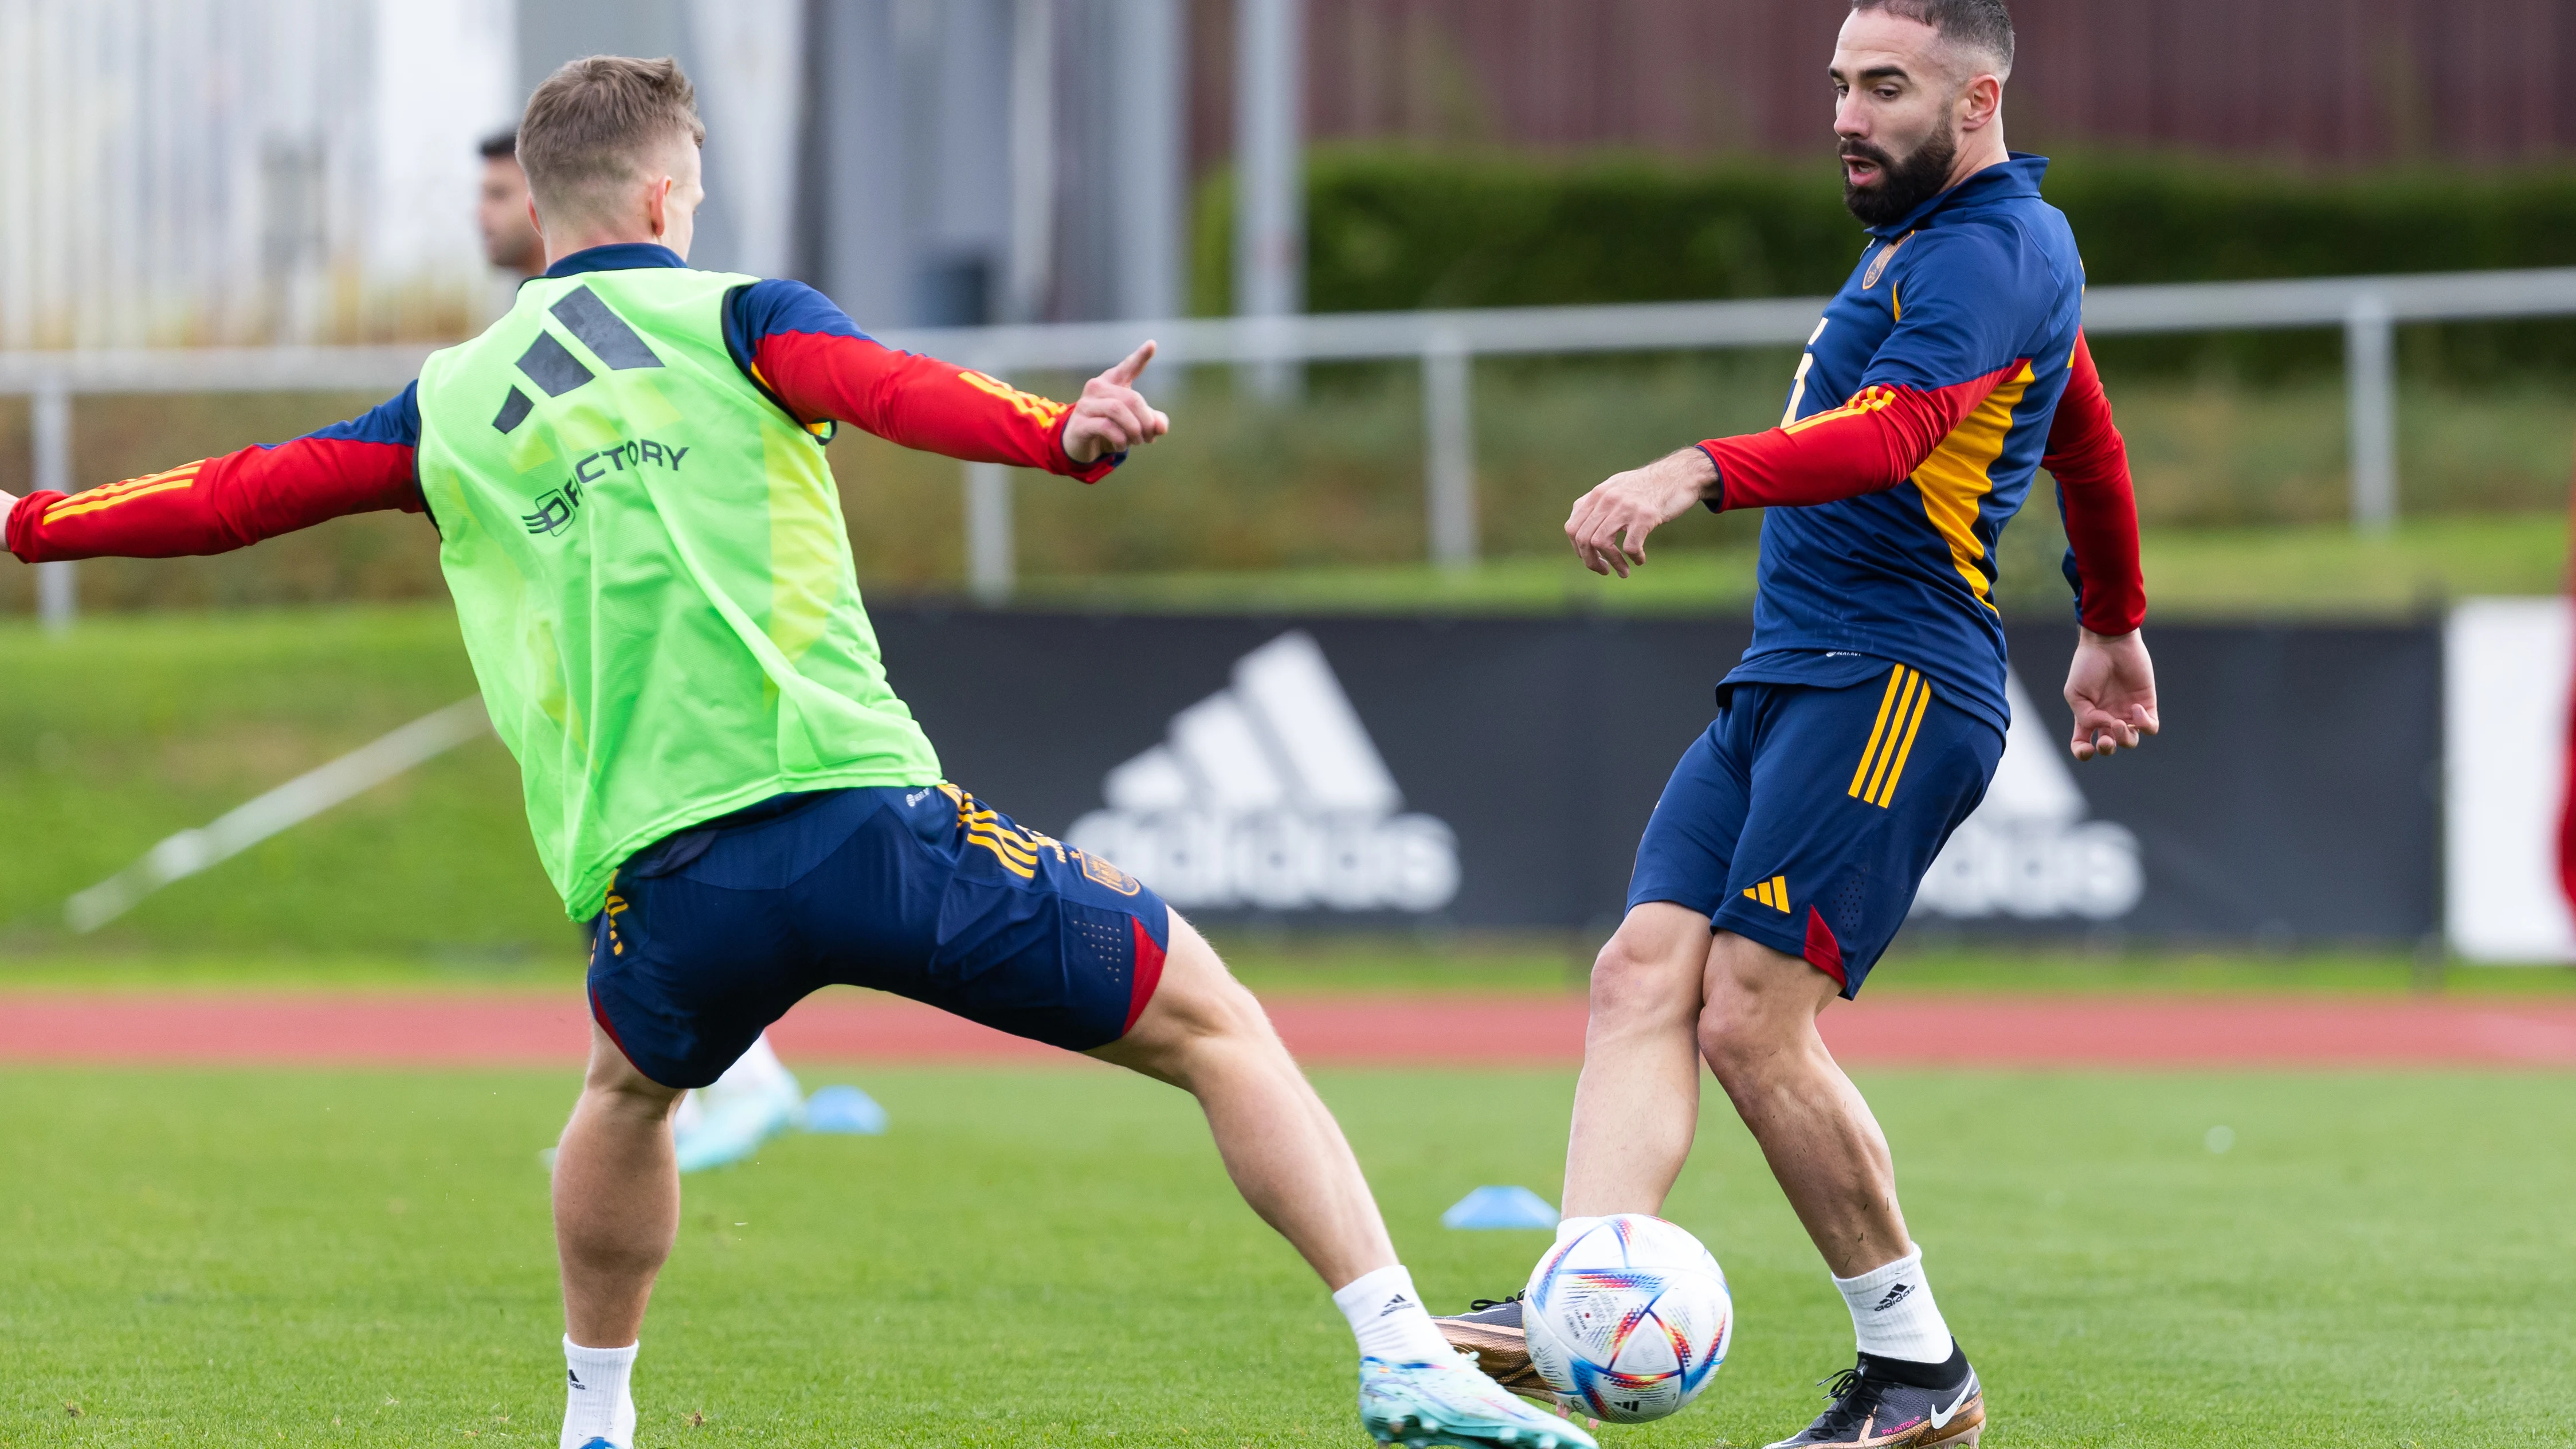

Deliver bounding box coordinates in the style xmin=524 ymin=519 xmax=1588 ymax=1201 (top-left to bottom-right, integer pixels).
xmin=1064 ymin=342 xmax=1171 ymax=465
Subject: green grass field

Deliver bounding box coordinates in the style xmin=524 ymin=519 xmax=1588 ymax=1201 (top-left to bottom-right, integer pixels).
xmin=2 ymin=1064 xmax=2564 ymax=1447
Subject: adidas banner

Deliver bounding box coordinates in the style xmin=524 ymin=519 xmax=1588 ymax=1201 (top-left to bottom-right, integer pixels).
xmin=873 ymin=611 xmax=2439 ymax=942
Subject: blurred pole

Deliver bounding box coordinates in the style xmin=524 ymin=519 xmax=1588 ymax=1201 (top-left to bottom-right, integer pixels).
xmin=1004 ymin=0 xmax=1056 ymax=323
xmin=1424 ymin=334 xmax=1478 ymax=571
xmin=1114 ymin=0 xmax=1186 ymax=324
xmin=2346 ymin=292 xmax=2397 ymax=534
xmin=1235 ymin=0 xmax=1303 ymax=401
xmin=32 ymin=382 xmax=75 ymax=632
xmin=966 ymin=461 xmax=1015 ymax=604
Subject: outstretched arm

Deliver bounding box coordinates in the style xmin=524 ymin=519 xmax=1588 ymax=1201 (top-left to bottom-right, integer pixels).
xmin=2045 ymin=334 xmax=2157 ymax=761
xmin=5 ymin=386 xmax=424 ymax=561
xmin=1564 ymin=367 xmax=2017 ymax=576
xmin=728 ymin=280 xmax=1166 ymax=481
xmin=1567 ymin=229 xmax=2041 ymax=575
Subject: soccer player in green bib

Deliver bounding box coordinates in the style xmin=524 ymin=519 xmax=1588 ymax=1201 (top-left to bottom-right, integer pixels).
xmin=2 ymin=56 xmax=1588 ymax=1449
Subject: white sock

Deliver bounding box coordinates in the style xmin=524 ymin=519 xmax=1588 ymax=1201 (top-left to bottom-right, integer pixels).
xmin=1552 ymin=1214 xmax=1606 ymax=1247
xmin=1332 ymin=1264 xmax=1457 ymax=1364
xmin=562 ymin=1337 xmax=638 ymax=1449
xmin=1833 ymin=1250 xmax=1953 ymax=1365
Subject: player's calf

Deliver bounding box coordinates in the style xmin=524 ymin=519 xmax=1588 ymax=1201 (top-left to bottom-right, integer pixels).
xmin=550 ymin=1025 xmax=685 ymax=1449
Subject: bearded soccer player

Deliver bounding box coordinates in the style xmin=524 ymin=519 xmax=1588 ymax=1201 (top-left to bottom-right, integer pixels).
xmin=1434 ymin=4 xmax=2155 ymax=1447
xmin=3 ymin=57 xmax=1588 ymax=1449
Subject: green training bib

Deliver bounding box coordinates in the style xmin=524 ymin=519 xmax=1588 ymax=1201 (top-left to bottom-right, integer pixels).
xmin=414 ymin=266 xmax=941 ymax=921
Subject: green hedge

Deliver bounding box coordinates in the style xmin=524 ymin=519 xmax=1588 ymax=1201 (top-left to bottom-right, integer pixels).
xmin=1194 ymin=150 xmax=2576 ymax=377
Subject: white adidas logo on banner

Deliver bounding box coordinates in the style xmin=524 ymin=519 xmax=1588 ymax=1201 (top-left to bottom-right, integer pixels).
xmin=1068 ymin=632 xmax=1461 ymax=913
xmin=1912 ymin=668 xmax=2144 ymax=921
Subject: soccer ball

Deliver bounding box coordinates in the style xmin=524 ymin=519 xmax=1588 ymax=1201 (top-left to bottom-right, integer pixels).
xmin=1520 ymin=1214 xmax=1733 ymax=1423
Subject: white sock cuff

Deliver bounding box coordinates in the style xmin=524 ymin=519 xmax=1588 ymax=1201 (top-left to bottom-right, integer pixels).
xmin=1333 ymin=1264 xmax=1454 ymax=1364
xmin=1832 ymin=1247 xmax=1952 ymax=1365
xmin=1331 ymin=1264 xmax=1419 ymax=1318
xmin=562 ymin=1337 xmax=639 ymax=1449
xmin=1832 ymin=1248 xmax=1922 ymax=1296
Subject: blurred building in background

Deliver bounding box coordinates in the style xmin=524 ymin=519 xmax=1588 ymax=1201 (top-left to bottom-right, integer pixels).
xmin=1190 ymin=0 xmax=2576 ymax=166
xmin=0 ymin=0 xmax=1185 ymax=348
xmin=0 ymin=0 xmax=515 ymax=349
xmin=3 ymin=0 xmax=2572 ymax=350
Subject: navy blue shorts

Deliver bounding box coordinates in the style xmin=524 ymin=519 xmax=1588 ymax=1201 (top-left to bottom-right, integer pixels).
xmin=587 ymin=785 xmax=1171 ymax=1088
xmin=1627 ymin=667 xmax=2003 ymax=997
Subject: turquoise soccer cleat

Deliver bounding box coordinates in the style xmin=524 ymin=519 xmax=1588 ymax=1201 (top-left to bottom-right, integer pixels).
xmin=1360 ymin=1354 xmax=1600 ymax=1449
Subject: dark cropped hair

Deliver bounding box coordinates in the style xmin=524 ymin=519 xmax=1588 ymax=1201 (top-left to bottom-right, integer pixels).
xmin=516 ymin=56 xmax=705 ymax=223
xmin=477 ymin=128 xmax=517 ymax=161
xmin=1851 ymin=0 xmax=2014 ymax=77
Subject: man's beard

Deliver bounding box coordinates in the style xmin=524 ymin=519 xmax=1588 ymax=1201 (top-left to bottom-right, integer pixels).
xmin=1842 ymin=127 xmax=1959 ymax=228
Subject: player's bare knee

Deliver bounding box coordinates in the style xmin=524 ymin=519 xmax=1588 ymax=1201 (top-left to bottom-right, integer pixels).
xmin=1587 ymin=934 xmax=1704 ymax=1029
xmin=1693 ymin=1005 xmax=1757 ymax=1086
xmin=1693 ymin=983 xmax=1801 ymax=1090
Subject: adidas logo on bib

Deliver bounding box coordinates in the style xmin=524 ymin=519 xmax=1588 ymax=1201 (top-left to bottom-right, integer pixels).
xmin=1068 ymin=632 xmax=1461 ymax=913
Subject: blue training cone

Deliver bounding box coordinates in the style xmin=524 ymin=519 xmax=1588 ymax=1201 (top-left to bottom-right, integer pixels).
xmin=802 ymin=1084 xmax=889 ymax=1135
xmin=1442 ymin=1185 xmax=1561 ymax=1230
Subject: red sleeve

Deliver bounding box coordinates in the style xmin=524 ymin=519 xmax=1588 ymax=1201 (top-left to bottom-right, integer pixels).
xmin=1698 ymin=365 xmax=2021 ymax=511
xmin=753 ymin=332 xmax=1119 ymax=483
xmin=7 ymin=437 xmax=419 ymax=562
xmin=2044 ymin=333 xmax=2147 ymax=635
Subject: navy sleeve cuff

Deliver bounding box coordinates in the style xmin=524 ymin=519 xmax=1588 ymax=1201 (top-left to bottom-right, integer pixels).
xmin=1698 ymin=442 xmax=1727 ymax=513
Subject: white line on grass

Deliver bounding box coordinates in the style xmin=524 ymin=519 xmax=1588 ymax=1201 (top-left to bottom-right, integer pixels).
xmin=64 ymin=696 xmax=492 ymax=933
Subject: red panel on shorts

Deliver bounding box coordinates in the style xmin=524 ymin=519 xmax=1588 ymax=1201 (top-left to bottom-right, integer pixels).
xmin=1803 ymin=907 xmax=1849 ymax=989
xmin=589 ymin=982 xmax=643 ymax=1070
xmin=1123 ymin=915 xmax=1169 ymax=1036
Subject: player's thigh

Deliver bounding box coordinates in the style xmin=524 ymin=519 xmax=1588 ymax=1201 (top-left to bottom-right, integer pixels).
xmin=1710 ymin=672 xmax=2002 ymax=998
xmin=798 ymin=783 xmax=1175 ymax=1057
xmin=1085 ymin=909 xmax=1279 ymax=1086
xmin=1695 ymin=930 xmax=1842 ymax=1067
xmin=1625 ymin=715 xmax=1756 ymax=921
xmin=581 ymin=1020 xmax=686 ymax=1111
xmin=585 ymin=819 xmax=830 ymax=1090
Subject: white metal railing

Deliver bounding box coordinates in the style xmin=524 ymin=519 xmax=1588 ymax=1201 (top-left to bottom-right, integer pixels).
xmin=10 ymin=267 xmax=2576 ymax=620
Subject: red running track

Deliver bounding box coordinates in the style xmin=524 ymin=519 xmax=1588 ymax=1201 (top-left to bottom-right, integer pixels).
xmin=1 ymin=990 xmax=2573 ymax=1068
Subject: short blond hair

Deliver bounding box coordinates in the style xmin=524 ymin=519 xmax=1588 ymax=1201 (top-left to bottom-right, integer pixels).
xmin=516 ymin=56 xmax=705 ymax=225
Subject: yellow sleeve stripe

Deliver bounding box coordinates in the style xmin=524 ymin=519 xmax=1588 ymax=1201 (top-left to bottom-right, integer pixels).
xmin=1869 ymin=676 xmax=1936 ymax=808
xmin=43 ymin=471 xmax=202 ymax=524
xmin=958 ymin=369 xmax=1072 ymax=428
xmin=1848 ymin=665 xmax=1909 ymax=798
xmin=1781 ymin=385 xmax=1899 ymax=438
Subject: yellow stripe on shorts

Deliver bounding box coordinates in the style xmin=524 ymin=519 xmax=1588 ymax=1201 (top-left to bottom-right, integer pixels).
xmin=1869 ymin=674 xmax=1935 ymax=808
xmin=1847 ymin=666 xmax=1908 ymax=798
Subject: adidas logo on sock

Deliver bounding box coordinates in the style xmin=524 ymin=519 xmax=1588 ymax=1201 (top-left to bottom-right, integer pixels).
xmin=568 ymin=1369 xmax=586 ymax=1390
xmin=1069 ymin=632 xmax=1460 ymax=913
xmin=1376 ymin=1293 xmax=1416 ymax=1318
xmin=1874 ymin=1283 xmax=1914 ymax=1311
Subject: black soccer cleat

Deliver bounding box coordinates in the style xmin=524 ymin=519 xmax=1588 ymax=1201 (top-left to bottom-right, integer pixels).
xmin=1763 ymin=1341 xmax=1984 ymax=1448
xmin=1429 ymin=1293 xmax=1554 ymax=1401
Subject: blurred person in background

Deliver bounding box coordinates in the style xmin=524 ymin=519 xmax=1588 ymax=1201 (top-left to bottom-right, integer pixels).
xmin=477 ymin=130 xmax=544 ymax=279
xmin=484 ymin=123 xmax=805 ymax=1173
